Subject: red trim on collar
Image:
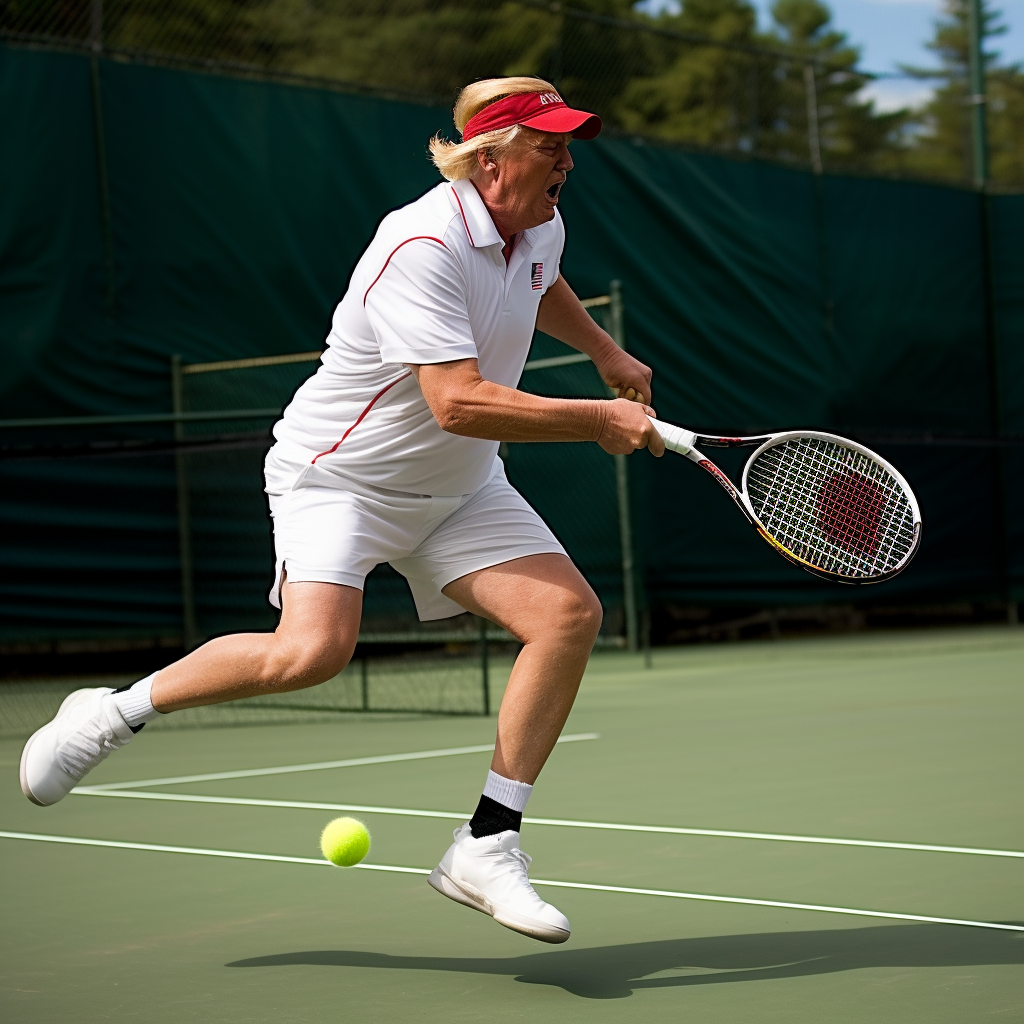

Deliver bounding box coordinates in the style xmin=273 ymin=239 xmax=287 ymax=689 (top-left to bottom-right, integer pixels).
xmin=450 ymin=187 xmax=475 ymax=246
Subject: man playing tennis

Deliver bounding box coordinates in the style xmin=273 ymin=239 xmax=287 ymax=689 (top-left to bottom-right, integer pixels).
xmin=20 ymin=76 xmax=663 ymax=944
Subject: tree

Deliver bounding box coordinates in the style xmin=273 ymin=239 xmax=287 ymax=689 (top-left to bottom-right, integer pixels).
xmin=615 ymin=0 xmax=910 ymax=172
xmin=762 ymin=0 xmax=910 ymax=173
xmin=902 ymin=0 xmax=1024 ymax=188
xmin=8 ymin=0 xmax=990 ymax=183
xmin=615 ymin=0 xmax=765 ymax=150
xmin=987 ymin=69 xmax=1024 ymax=187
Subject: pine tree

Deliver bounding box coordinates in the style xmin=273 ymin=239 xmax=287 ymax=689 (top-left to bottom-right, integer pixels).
xmin=902 ymin=0 xmax=1024 ymax=188
xmin=614 ymin=0 xmax=764 ymax=150
xmin=614 ymin=0 xmax=911 ymax=171
xmin=762 ymin=0 xmax=910 ymax=173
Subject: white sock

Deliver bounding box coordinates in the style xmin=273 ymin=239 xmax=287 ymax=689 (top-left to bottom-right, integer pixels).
xmin=482 ymin=770 xmax=533 ymax=813
xmin=111 ymin=672 xmax=162 ymax=729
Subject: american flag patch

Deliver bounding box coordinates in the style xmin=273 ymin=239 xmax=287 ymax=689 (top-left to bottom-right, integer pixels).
xmin=531 ymin=262 xmax=543 ymax=290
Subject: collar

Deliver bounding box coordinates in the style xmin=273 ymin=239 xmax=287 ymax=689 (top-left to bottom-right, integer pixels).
xmin=449 ymin=178 xmax=504 ymax=249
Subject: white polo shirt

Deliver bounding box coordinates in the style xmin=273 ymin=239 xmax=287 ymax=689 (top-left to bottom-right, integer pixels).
xmin=270 ymin=178 xmax=565 ymax=496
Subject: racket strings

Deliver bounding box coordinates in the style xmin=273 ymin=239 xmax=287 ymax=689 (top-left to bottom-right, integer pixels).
xmin=746 ymin=438 xmax=917 ymax=579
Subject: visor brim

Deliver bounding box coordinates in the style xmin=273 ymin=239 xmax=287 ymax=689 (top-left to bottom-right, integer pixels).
xmin=520 ymin=108 xmax=602 ymax=140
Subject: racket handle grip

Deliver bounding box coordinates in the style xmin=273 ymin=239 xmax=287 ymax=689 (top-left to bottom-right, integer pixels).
xmin=652 ymin=421 xmax=697 ymax=454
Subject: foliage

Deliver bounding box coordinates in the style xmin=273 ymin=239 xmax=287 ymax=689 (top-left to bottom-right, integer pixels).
xmin=1 ymin=0 xmax=1020 ymax=187
xmin=902 ymin=0 xmax=1024 ymax=188
xmin=764 ymin=0 xmax=909 ymax=172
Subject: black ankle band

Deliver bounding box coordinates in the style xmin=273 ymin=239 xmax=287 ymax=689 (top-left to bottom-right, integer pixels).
xmin=469 ymin=794 xmax=522 ymax=838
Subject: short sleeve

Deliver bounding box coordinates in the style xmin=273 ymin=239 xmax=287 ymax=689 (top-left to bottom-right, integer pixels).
xmin=364 ymin=239 xmax=478 ymax=365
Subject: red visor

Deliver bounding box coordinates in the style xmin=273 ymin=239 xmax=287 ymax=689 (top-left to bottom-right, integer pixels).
xmin=462 ymin=91 xmax=602 ymax=142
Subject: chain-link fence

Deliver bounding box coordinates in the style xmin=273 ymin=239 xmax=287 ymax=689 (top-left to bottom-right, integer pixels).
xmin=0 ymin=288 xmax=636 ymax=721
xmin=1 ymin=0 xmax=959 ymax=181
xmin=164 ymin=288 xmax=636 ymax=647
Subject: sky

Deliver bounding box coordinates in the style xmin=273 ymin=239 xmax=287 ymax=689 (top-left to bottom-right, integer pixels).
xmin=637 ymin=0 xmax=1024 ymax=111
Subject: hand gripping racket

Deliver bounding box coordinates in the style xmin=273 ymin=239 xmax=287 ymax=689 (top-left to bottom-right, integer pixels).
xmin=653 ymin=422 xmax=922 ymax=584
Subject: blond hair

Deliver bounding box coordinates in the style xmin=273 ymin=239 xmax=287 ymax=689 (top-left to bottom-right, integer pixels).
xmin=429 ymin=77 xmax=559 ymax=182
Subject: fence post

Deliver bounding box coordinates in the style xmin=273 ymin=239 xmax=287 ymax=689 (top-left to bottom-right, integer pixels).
xmin=609 ymin=280 xmax=639 ymax=653
xmin=171 ymin=355 xmax=200 ymax=651
xmin=803 ymin=63 xmax=823 ymax=175
xmin=966 ymin=0 xmax=988 ymax=189
xmin=748 ymin=60 xmax=759 ymax=155
xmin=479 ymin=615 xmax=491 ymax=715
xmin=89 ymin=0 xmax=103 ymax=51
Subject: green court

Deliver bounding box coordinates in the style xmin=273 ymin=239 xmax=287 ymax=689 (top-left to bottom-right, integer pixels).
xmin=2 ymin=627 xmax=1022 ymax=1022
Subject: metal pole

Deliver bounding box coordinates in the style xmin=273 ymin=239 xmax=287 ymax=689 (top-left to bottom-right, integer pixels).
xmin=90 ymin=0 xmax=103 ymax=52
xmin=749 ymin=60 xmax=759 ymax=155
xmin=479 ymin=616 xmax=490 ymax=716
xmin=803 ymin=63 xmax=823 ymax=175
xmin=976 ymin=190 xmax=1011 ymax=621
xmin=966 ymin=0 xmax=989 ymax=189
xmin=642 ymin=609 xmax=652 ymax=669
xmin=614 ymin=454 xmax=638 ymax=652
xmin=609 ymin=279 xmax=624 ymax=347
xmin=609 ymin=280 xmax=639 ymax=653
xmin=171 ymin=355 xmax=200 ymax=651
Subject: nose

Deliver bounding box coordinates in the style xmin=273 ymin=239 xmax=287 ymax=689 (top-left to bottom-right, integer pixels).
xmin=556 ymin=142 xmax=574 ymax=172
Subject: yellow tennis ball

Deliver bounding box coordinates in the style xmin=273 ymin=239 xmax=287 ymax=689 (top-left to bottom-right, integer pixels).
xmin=320 ymin=817 xmax=370 ymax=867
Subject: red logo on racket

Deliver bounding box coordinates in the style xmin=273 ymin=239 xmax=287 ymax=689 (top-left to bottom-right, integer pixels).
xmin=818 ymin=472 xmax=886 ymax=556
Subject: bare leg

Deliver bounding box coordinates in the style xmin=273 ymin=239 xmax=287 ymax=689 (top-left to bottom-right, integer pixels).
xmin=151 ymin=581 xmax=362 ymax=712
xmin=442 ymin=554 xmax=601 ymax=784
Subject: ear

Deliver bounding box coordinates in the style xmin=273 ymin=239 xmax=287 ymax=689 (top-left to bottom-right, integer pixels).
xmin=475 ymin=147 xmax=498 ymax=175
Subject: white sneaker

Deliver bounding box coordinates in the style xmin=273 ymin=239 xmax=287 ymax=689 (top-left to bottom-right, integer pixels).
xmin=20 ymin=688 xmax=135 ymax=806
xmin=428 ymin=823 xmax=570 ymax=943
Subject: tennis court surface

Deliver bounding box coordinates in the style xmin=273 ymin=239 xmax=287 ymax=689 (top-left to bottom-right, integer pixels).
xmin=2 ymin=626 xmax=1021 ymax=1023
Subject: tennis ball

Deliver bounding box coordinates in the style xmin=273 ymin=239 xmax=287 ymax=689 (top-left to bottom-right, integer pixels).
xmin=320 ymin=817 xmax=370 ymax=867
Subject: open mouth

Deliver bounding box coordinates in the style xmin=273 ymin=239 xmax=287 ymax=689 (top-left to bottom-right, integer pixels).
xmin=546 ymin=180 xmax=563 ymax=201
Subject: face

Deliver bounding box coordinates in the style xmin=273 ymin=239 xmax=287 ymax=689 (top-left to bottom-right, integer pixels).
xmin=472 ymin=129 xmax=574 ymax=239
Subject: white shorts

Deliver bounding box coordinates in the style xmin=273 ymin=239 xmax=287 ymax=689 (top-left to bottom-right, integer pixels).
xmin=264 ymin=447 xmax=566 ymax=621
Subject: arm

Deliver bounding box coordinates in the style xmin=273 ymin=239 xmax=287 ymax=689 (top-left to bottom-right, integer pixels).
xmin=536 ymin=276 xmax=654 ymax=406
xmin=408 ymin=359 xmax=664 ymax=457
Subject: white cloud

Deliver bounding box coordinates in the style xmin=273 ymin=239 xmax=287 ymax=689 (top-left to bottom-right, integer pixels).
xmin=859 ymin=79 xmax=934 ymax=111
xmin=634 ymin=0 xmax=682 ymax=13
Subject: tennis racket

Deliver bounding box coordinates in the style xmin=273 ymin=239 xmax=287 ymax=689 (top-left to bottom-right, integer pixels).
xmin=652 ymin=422 xmax=922 ymax=584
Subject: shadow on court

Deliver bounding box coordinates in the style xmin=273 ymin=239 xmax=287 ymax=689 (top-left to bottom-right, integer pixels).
xmin=226 ymin=923 xmax=1024 ymax=999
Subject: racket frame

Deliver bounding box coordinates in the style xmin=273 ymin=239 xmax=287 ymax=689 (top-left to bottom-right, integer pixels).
xmin=655 ymin=422 xmax=923 ymax=584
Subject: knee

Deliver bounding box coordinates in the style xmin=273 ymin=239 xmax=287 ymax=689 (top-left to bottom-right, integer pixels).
xmin=258 ymin=638 xmax=352 ymax=693
xmin=542 ymin=584 xmax=603 ymax=645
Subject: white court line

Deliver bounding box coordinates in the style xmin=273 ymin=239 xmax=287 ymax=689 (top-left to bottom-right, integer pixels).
xmin=71 ymin=789 xmax=1024 ymax=860
xmin=74 ymin=788 xmax=467 ymax=822
xmin=79 ymin=734 xmax=599 ymax=792
xmin=2 ymin=830 xmax=1020 ymax=934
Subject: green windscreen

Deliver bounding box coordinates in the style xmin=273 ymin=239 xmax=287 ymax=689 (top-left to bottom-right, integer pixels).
xmin=171 ymin=299 xmax=629 ymax=645
xmin=2 ymin=46 xmax=1022 ymax=656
